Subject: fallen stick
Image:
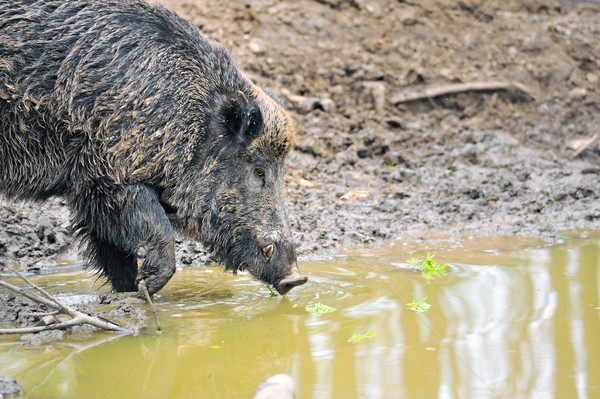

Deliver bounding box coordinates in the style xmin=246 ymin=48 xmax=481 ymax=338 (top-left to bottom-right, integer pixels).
xmin=7 ymin=266 xmax=73 ymax=315
xmin=0 ymin=318 xmax=83 ymax=335
xmin=391 ymin=81 xmax=534 ymax=104
xmin=0 ymin=268 xmax=131 ymax=335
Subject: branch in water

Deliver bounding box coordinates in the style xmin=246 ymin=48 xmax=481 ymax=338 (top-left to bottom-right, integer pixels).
xmin=0 ymin=268 xmax=131 ymax=335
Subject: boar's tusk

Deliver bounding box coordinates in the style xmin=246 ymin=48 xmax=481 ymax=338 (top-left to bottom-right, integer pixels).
xmin=263 ymin=244 xmax=274 ymax=262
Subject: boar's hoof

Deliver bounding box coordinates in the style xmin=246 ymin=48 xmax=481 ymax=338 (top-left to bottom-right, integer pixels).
xmin=277 ymin=275 xmax=308 ymax=295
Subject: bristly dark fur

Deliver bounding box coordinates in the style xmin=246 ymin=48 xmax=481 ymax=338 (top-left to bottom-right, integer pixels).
xmin=0 ymin=0 xmax=301 ymax=295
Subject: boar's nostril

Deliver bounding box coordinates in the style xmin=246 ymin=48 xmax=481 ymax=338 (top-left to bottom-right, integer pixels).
xmin=263 ymin=244 xmax=274 ymax=262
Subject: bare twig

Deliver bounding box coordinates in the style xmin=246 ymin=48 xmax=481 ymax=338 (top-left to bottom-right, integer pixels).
xmin=8 ymin=266 xmax=71 ymax=314
xmin=391 ymin=81 xmax=534 ymax=104
xmin=0 ymin=280 xmax=60 ymax=310
xmin=0 ymin=318 xmax=83 ymax=334
xmin=139 ymin=280 xmax=161 ymax=333
xmin=0 ymin=271 xmax=131 ymax=335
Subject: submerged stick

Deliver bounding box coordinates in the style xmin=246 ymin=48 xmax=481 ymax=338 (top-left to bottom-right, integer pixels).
xmin=0 ymin=270 xmax=131 ymax=334
xmin=139 ymin=280 xmax=162 ymax=333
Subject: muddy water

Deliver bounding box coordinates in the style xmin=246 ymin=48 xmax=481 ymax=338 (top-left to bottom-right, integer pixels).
xmin=1 ymin=232 xmax=599 ymax=399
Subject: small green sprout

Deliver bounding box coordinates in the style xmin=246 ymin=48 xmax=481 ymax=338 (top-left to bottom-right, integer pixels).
xmin=407 ymin=257 xmax=421 ymax=264
xmin=418 ymin=252 xmax=447 ymax=282
xmin=267 ymin=286 xmax=278 ymax=297
xmin=210 ymin=345 xmax=221 ymax=349
xmin=387 ymin=164 xmax=396 ymax=170
xmin=348 ymin=331 xmax=375 ymax=344
xmin=444 ymin=169 xmax=451 ymax=177
xmin=306 ymin=303 xmax=336 ymax=315
xmin=407 ymin=297 xmax=431 ymax=313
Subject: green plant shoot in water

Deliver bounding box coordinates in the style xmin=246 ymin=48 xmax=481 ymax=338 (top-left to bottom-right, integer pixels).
xmin=267 ymin=286 xmax=278 ymax=297
xmin=306 ymin=303 xmax=336 ymax=315
xmin=348 ymin=331 xmax=375 ymax=344
xmin=407 ymin=297 xmax=432 ymax=313
xmin=418 ymin=252 xmax=447 ymax=282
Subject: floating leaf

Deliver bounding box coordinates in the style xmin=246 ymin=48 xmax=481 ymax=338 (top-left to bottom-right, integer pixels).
xmin=348 ymin=330 xmax=376 ymax=344
xmin=417 ymin=252 xmax=447 ymax=282
xmin=306 ymin=303 xmax=336 ymax=315
xmin=407 ymin=297 xmax=431 ymax=313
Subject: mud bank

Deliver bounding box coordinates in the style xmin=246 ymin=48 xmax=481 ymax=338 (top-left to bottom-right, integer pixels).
xmin=1 ymin=0 xmax=599 ymax=271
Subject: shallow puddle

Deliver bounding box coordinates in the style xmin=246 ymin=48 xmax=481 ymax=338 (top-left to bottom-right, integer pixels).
xmin=1 ymin=231 xmax=599 ymax=398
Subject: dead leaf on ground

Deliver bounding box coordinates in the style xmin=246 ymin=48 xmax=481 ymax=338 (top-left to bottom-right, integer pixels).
xmin=567 ymin=134 xmax=597 ymax=151
xmin=340 ymin=191 xmax=370 ymax=201
xmin=299 ymin=178 xmax=315 ymax=187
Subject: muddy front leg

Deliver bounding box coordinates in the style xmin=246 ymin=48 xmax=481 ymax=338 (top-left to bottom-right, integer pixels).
xmin=82 ymin=184 xmax=177 ymax=296
xmin=119 ymin=185 xmax=176 ymax=297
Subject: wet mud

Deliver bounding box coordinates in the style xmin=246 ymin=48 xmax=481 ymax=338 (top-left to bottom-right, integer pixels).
xmin=1 ymin=0 xmax=599 ymax=336
xmin=0 ymin=376 xmax=23 ymax=398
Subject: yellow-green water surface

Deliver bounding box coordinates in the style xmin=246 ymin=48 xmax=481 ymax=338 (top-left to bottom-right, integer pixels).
xmin=1 ymin=231 xmax=599 ymax=398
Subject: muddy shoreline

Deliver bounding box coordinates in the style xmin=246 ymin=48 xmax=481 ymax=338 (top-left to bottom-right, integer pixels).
xmin=1 ymin=0 xmax=600 ymax=337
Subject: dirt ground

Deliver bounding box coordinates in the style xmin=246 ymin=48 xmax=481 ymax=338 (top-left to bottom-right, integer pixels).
xmin=1 ymin=0 xmax=599 ymax=278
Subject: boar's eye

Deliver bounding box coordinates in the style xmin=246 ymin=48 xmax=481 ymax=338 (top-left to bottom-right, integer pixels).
xmin=254 ymin=167 xmax=265 ymax=181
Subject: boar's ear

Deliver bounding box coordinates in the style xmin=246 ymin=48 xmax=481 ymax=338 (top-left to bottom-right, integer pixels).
xmin=262 ymin=89 xmax=285 ymax=108
xmin=222 ymin=91 xmax=262 ymax=141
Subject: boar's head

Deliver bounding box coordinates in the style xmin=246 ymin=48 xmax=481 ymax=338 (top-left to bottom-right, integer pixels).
xmin=163 ymin=87 xmax=307 ymax=295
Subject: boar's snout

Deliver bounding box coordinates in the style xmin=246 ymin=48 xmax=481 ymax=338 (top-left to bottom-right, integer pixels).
xmin=256 ymin=239 xmax=308 ymax=295
xmin=277 ymin=273 xmax=308 ymax=295
xmin=275 ymin=254 xmax=308 ymax=295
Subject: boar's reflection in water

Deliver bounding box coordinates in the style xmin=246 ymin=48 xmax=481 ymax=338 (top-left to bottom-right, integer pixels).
xmin=0 ymin=0 xmax=307 ymax=296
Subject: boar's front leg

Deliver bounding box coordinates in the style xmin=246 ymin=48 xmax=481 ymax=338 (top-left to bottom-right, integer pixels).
xmin=92 ymin=239 xmax=139 ymax=292
xmin=78 ymin=184 xmax=176 ymax=296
